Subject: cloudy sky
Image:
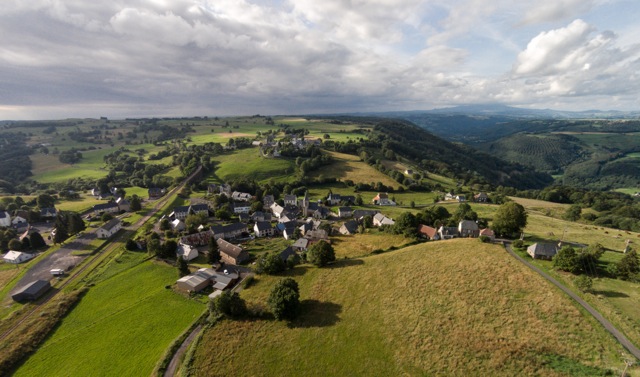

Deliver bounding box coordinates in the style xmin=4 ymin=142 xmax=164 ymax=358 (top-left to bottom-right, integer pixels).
xmin=1 ymin=0 xmax=639 ymax=119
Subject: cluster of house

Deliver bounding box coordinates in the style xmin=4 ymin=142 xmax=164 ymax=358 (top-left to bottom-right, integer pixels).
xmin=0 ymin=207 xmax=58 ymax=231
xmin=443 ymin=192 xmax=490 ymax=203
xmin=257 ymin=136 xmax=322 ymax=157
xmin=417 ymin=220 xmax=495 ymax=241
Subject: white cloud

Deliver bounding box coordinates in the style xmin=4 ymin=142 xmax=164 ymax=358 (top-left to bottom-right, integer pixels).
xmin=521 ymin=0 xmax=595 ymax=25
xmin=1 ymin=1 xmax=640 ymax=119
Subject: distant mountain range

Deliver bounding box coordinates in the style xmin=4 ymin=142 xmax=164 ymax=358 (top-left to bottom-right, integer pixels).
xmin=356 ymin=104 xmax=640 ymax=120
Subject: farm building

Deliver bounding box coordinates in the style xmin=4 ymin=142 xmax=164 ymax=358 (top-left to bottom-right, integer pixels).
xmin=527 ymin=243 xmax=558 ymax=260
xmin=212 ymin=270 xmax=239 ymax=290
xmin=12 ymin=280 xmax=51 ymax=302
xmin=216 ymin=238 xmax=250 ymax=265
xmin=176 ymin=268 xmax=216 ymax=292
xmin=211 ymin=222 xmax=247 ymax=240
xmin=96 ymin=219 xmax=122 ymax=239
xmin=3 ymin=250 xmax=36 ymax=264
xmin=171 ymin=219 xmax=186 ymax=231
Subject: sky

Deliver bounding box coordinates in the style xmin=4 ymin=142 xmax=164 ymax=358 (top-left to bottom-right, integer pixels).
xmin=1 ymin=0 xmax=639 ymax=119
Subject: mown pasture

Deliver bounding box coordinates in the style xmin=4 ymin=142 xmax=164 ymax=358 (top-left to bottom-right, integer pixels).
xmin=13 ymin=257 xmax=204 ymax=377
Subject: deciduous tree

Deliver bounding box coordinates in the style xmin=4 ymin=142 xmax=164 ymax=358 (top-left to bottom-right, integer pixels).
xmin=267 ymin=278 xmax=300 ymax=321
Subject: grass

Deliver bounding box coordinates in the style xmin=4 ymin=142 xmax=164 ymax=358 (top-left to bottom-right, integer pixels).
xmin=13 ymin=259 xmax=205 ymax=377
xmin=308 ymin=151 xmax=401 ymax=188
xmin=331 ymin=230 xmax=412 ymax=258
xmin=212 ymin=148 xmax=296 ymax=183
xmin=188 ymin=239 xmax=632 ymax=376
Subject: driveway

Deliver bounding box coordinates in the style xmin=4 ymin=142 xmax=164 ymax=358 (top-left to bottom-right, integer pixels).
xmin=10 ymin=232 xmax=96 ymax=294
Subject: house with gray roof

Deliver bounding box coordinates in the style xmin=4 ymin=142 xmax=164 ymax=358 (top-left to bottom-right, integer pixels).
xmin=527 ymin=243 xmax=558 ymax=260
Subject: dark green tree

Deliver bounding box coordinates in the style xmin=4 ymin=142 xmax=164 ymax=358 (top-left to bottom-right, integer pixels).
xmin=8 ymin=238 xmax=22 ymax=251
xmin=125 ymin=239 xmax=138 ymax=251
xmin=491 ymin=202 xmax=527 ymax=238
xmin=207 ymin=237 xmax=221 ymax=265
xmin=29 ymin=232 xmax=47 ymax=249
xmin=68 ymin=213 xmax=86 ymax=234
xmin=162 ymin=239 xmax=178 ymax=259
xmin=256 ymin=253 xmax=286 ymax=275
xmin=101 ymin=213 xmax=114 ymax=222
xmin=129 ymin=195 xmax=142 ymax=211
xmin=36 ymin=194 xmax=56 ymax=209
xmin=392 ymin=212 xmax=418 ymax=237
xmin=564 ymin=204 xmax=582 ymax=221
xmin=177 ymin=256 xmax=190 ymax=277
xmin=208 ymin=291 xmax=247 ymax=320
xmin=553 ymin=246 xmax=580 ymax=273
xmin=306 ymin=240 xmax=335 ymax=267
xmin=616 ymin=249 xmax=639 ymax=280
xmin=267 ymin=278 xmax=300 ymax=321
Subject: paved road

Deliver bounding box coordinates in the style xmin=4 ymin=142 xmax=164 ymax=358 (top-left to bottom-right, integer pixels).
xmin=163 ymin=324 xmax=203 ymax=377
xmin=10 ymin=232 xmax=96 ymax=294
xmin=503 ymin=242 xmax=640 ymax=361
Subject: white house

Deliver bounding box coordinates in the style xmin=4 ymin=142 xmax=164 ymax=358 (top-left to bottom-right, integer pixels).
xmin=232 ymin=202 xmax=251 ymax=214
xmin=0 ymin=211 xmax=11 ymax=227
xmin=3 ymin=250 xmax=36 ymax=264
xmin=96 ymin=219 xmax=122 ymax=239
xmin=253 ymin=221 xmax=274 ymax=237
xmin=171 ymin=219 xmax=186 ymax=231
xmin=176 ymin=243 xmax=199 ymax=261
xmin=373 ymin=213 xmax=395 ymax=226
xmin=372 ymin=193 xmax=396 ymax=206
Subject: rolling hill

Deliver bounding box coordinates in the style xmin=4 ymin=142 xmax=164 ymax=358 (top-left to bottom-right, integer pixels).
xmin=188 ymin=239 xmax=629 ymax=376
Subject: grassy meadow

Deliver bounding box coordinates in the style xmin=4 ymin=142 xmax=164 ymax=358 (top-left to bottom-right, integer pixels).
xmin=189 ymin=239 xmax=633 ymax=376
xmin=308 ymin=151 xmax=401 ymax=188
xmin=210 ymin=147 xmax=296 ymax=183
xmin=14 ymin=256 xmax=204 ymax=377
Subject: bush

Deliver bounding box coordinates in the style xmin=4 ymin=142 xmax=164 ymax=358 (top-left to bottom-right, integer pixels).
xmin=479 ymin=235 xmax=491 ymax=243
xmin=255 ymin=253 xmax=286 ymax=275
xmin=574 ymin=275 xmax=593 ymax=293
xmin=512 ymin=240 xmax=524 ymax=249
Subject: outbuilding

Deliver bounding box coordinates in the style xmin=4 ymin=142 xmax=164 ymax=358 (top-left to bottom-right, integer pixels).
xmin=3 ymin=250 xmax=36 ymax=264
xmin=12 ymin=280 xmax=51 ymax=302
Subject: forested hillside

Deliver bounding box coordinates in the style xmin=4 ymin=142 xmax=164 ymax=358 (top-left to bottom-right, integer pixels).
xmin=367 ymin=119 xmax=553 ymax=189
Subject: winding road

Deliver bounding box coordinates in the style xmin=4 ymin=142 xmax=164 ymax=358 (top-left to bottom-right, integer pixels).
xmin=503 ymin=242 xmax=640 ymax=361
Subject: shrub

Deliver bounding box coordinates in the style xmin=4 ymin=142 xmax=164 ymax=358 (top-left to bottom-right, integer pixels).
xmin=479 ymin=235 xmax=491 ymax=243
xmin=574 ymin=275 xmax=593 ymax=293
xmin=208 ymin=291 xmax=247 ymax=320
xmin=512 ymin=240 xmax=524 ymax=249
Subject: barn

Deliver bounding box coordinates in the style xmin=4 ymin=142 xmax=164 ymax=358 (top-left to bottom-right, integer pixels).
xmin=12 ymin=280 xmax=51 ymax=302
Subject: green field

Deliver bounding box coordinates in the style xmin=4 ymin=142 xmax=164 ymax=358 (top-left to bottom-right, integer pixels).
xmin=211 ymin=147 xmax=296 ymax=183
xmin=14 ymin=257 xmax=204 ymax=377
xmin=189 ymin=239 xmax=632 ymax=376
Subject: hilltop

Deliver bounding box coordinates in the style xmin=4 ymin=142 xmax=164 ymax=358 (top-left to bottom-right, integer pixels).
xmin=188 ymin=239 xmax=627 ymax=376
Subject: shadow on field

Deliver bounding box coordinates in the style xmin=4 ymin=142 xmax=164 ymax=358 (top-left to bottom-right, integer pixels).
xmin=592 ymin=290 xmax=629 ymax=298
xmin=288 ymin=300 xmax=342 ymax=329
xmin=328 ymin=258 xmax=364 ymax=269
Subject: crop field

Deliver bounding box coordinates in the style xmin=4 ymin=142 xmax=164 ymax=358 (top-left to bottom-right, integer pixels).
xmin=189 ymin=239 xmax=631 ymax=376
xmin=211 ymin=148 xmax=296 ymax=183
xmin=13 ymin=259 xmax=205 ymax=377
